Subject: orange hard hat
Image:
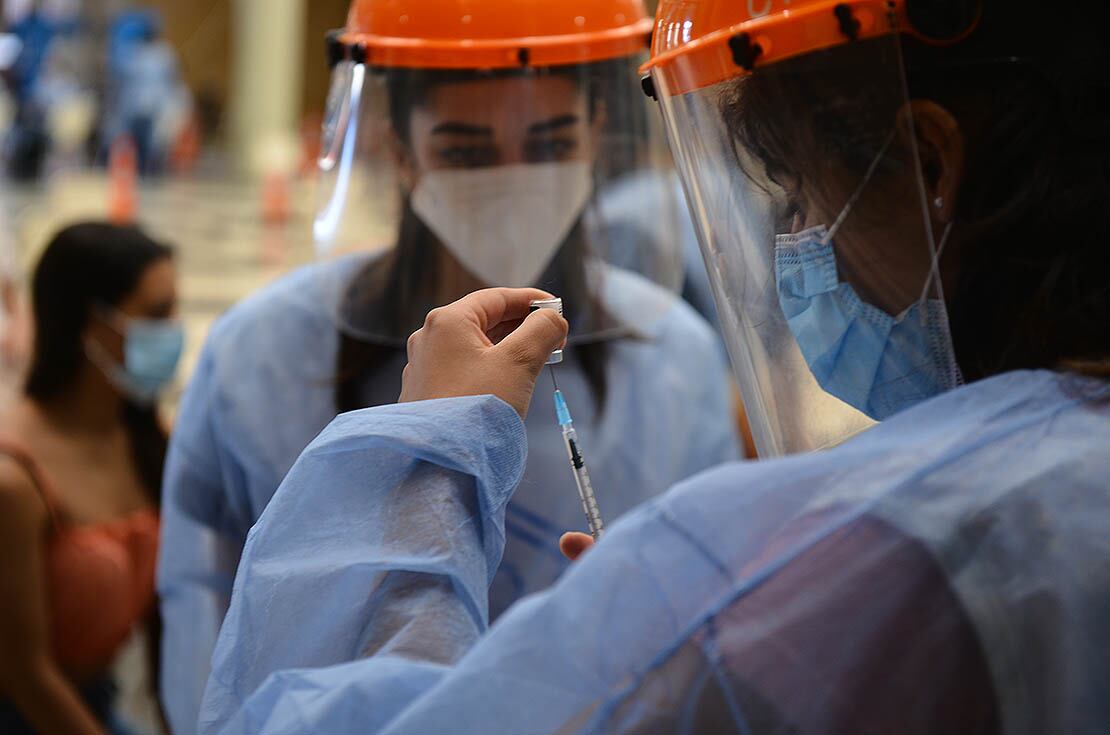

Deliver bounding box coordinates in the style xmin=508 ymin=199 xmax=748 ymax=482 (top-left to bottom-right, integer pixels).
xmin=643 ymin=0 xmax=981 ymax=95
xmin=332 ymin=0 xmax=652 ymax=70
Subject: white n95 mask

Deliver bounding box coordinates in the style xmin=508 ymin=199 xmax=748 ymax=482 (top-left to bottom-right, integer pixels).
xmin=411 ymin=161 xmax=593 ymax=287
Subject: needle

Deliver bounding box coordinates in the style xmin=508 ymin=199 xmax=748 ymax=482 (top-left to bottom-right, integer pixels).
xmin=549 ymin=371 xmax=604 ymax=540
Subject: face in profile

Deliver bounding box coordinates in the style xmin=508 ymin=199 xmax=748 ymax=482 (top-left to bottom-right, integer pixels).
xmin=773 ymin=115 xmax=959 ymax=317
xmin=85 ymin=257 xmax=179 ymax=367
xmin=405 ymin=74 xmax=601 ymax=175
xmin=732 ymin=59 xmax=964 ymax=318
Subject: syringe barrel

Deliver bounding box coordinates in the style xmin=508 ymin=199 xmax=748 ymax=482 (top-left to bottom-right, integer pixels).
xmin=562 ymin=426 xmax=605 ymax=539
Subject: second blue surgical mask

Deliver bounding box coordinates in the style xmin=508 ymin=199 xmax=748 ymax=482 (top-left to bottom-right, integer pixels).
xmin=774 ymin=225 xmax=959 ymax=420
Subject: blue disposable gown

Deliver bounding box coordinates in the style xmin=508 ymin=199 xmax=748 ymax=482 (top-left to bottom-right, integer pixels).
xmin=158 ymin=259 xmax=740 ymax=734
xmin=201 ymin=370 xmax=1110 ymax=734
xmin=595 ymin=172 xmax=721 ymax=331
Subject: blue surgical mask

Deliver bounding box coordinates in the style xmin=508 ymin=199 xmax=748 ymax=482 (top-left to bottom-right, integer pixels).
xmin=774 ymin=225 xmax=960 ymax=421
xmin=86 ymin=312 xmax=185 ymax=404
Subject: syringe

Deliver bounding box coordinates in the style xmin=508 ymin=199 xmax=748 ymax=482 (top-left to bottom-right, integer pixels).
xmin=550 ymin=370 xmax=605 ymax=540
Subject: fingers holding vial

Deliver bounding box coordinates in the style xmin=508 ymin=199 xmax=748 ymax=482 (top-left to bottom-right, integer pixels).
xmin=399 ymin=288 xmax=569 ymax=419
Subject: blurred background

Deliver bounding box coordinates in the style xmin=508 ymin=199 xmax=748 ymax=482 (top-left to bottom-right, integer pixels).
xmin=0 ymin=0 xmax=366 ymax=416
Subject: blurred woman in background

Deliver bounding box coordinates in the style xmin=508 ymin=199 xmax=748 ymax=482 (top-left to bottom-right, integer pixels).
xmin=0 ymin=222 xmax=182 ymax=734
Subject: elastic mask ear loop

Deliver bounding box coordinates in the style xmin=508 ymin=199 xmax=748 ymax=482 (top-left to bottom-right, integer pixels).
xmin=822 ymin=129 xmax=898 ymax=246
xmin=95 ymin=305 xmax=130 ymax=337
xmin=85 ymin=306 xmax=127 ymax=382
xmin=917 ymin=219 xmax=954 ymax=313
xmin=918 ymin=218 xmax=964 ymax=388
xmin=83 ymin=333 xmax=126 ymax=390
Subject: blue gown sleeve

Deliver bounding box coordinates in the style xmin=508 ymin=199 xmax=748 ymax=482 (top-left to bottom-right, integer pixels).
xmin=666 ymin=303 xmax=744 ymax=469
xmin=695 ymin=340 xmax=744 ymax=468
xmin=202 ymin=432 xmax=741 ymax=735
xmin=157 ymin=346 xmax=250 ymax=735
xmin=198 ymin=373 xmax=1109 ymax=734
xmin=199 ymin=395 xmax=530 ymax=735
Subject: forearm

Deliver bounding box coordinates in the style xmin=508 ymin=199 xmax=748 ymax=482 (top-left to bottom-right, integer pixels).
xmin=202 ymin=396 xmax=528 ymax=733
xmin=2 ymin=658 xmax=105 ymax=735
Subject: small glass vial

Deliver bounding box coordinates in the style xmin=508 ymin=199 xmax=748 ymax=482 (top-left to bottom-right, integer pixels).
xmin=529 ymin=298 xmax=564 ymax=365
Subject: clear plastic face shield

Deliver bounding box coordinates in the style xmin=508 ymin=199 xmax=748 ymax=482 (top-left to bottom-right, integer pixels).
xmin=650 ymin=14 xmax=963 ymax=456
xmin=315 ymin=49 xmax=684 ymax=345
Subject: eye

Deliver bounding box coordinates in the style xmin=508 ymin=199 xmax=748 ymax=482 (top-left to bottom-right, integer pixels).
xmin=437 ymin=145 xmax=499 ymax=168
xmin=524 ymin=137 xmax=578 ymax=163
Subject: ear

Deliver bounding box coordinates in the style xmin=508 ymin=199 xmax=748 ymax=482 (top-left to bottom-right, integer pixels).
xmin=897 ymin=100 xmax=965 ymax=224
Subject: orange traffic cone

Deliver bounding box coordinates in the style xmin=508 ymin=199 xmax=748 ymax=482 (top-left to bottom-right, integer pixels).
xmin=170 ymin=116 xmax=202 ymax=176
xmin=261 ymin=171 xmax=291 ymax=226
xmin=108 ymin=136 xmax=138 ymax=224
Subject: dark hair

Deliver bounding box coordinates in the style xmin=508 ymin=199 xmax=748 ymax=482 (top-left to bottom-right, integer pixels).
xmin=25 ymin=222 xmax=173 ymax=503
xmin=335 ymin=62 xmax=640 ymax=414
xmin=728 ymin=0 xmax=1110 ymax=381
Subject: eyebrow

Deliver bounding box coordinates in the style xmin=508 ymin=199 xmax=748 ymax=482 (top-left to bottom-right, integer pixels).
xmin=528 ymin=115 xmax=580 ymax=135
xmin=431 ymin=122 xmax=493 ymax=136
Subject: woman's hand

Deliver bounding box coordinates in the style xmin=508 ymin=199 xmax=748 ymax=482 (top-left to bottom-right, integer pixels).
xmin=400 ymin=288 xmax=569 ymax=419
xmin=559 ymin=532 xmax=595 ymax=562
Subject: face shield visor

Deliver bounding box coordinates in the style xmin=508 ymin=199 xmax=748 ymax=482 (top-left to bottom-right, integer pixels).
xmin=647 ymin=2 xmax=966 ymax=456
xmin=314 ymin=35 xmax=684 ymax=346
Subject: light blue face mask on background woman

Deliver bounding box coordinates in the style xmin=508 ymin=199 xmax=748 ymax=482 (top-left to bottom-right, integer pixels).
xmin=774 ymin=224 xmax=959 ymax=420
xmin=86 ymin=310 xmax=185 ymax=404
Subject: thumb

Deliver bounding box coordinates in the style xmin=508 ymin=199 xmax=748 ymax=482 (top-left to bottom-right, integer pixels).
xmin=495 ymin=308 xmax=568 ymax=373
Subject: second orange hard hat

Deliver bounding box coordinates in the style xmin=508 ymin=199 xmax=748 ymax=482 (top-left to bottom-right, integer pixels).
xmin=644 ymin=0 xmax=981 ymax=94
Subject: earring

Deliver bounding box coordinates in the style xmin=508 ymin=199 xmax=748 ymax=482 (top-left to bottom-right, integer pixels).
xmin=934 ymin=196 xmax=944 ymax=210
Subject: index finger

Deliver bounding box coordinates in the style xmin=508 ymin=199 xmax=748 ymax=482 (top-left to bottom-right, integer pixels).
xmin=456 ymin=288 xmax=555 ymax=334
xmin=559 ymin=532 xmax=595 ymax=562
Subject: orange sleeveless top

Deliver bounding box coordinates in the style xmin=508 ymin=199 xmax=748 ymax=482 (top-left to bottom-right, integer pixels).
xmin=0 ymin=438 xmax=160 ymax=673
